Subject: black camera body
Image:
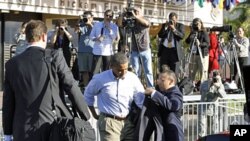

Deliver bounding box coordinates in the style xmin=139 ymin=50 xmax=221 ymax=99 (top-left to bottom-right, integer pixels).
xmin=122 ymin=7 xmax=136 ymax=28
xmin=192 ymin=23 xmax=199 ymax=31
xmin=79 ymin=15 xmax=89 ymax=26
xmin=169 ymin=20 xmax=174 ymax=25
xmin=212 ymin=71 xmax=219 ymax=82
xmin=126 ymin=7 xmax=135 ymax=17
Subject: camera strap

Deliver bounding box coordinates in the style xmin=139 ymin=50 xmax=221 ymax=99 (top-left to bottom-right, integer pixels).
xmin=101 ymin=27 xmax=104 ymax=36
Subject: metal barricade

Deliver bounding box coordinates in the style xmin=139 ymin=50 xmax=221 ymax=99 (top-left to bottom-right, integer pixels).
xmin=0 ymin=95 xmax=247 ymax=141
xmin=183 ymin=95 xmax=247 ymax=141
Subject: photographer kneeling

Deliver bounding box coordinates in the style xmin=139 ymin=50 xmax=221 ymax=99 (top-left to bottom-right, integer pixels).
xmin=198 ymin=70 xmax=227 ymax=138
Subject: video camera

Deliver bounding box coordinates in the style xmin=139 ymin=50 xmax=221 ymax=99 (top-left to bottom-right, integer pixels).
xmin=121 ymin=0 xmax=137 ymax=28
xmin=122 ymin=7 xmax=136 ymax=28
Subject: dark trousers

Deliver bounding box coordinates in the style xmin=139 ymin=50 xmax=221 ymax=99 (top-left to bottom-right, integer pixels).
xmin=159 ymin=47 xmax=178 ymax=72
xmin=233 ymin=57 xmax=248 ymax=88
xmin=135 ymin=97 xmax=164 ymax=141
xmin=91 ymin=55 xmax=111 ymax=75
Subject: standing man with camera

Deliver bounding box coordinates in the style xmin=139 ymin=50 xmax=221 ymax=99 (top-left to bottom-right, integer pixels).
xmin=75 ymin=11 xmax=94 ymax=88
xmin=158 ymin=12 xmax=185 ymax=75
xmin=185 ymin=18 xmax=210 ymax=83
xmin=90 ymin=9 xmax=119 ymax=75
xmin=128 ymin=7 xmax=154 ymax=88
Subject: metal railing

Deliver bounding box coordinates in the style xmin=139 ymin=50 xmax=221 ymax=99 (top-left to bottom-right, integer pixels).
xmin=4 ymin=46 xmax=248 ymax=140
xmin=183 ymin=96 xmax=247 ymax=141
xmin=0 ymin=94 xmax=247 ymax=141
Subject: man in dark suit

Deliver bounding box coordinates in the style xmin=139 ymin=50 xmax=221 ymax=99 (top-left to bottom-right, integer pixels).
xmin=2 ymin=20 xmax=90 ymax=141
xmin=136 ymin=69 xmax=184 ymax=141
xmin=158 ymin=12 xmax=185 ymax=75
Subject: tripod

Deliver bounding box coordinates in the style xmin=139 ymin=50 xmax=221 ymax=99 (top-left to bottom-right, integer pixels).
xmin=123 ymin=25 xmax=148 ymax=85
xmin=217 ymin=36 xmax=230 ymax=80
xmin=185 ymin=32 xmax=206 ymax=81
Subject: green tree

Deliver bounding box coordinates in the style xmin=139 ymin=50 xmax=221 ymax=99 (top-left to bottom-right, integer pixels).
xmin=224 ymin=0 xmax=250 ymax=37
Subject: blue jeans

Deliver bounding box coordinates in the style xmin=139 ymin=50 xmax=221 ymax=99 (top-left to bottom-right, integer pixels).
xmin=130 ymin=49 xmax=154 ymax=87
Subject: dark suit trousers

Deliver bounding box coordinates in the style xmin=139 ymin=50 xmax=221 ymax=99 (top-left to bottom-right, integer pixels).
xmin=91 ymin=55 xmax=111 ymax=75
xmin=135 ymin=97 xmax=164 ymax=141
xmin=159 ymin=47 xmax=178 ymax=72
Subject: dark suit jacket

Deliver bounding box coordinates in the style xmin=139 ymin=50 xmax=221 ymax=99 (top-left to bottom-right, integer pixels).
xmin=158 ymin=22 xmax=185 ymax=60
xmin=136 ymin=86 xmax=184 ymax=141
xmin=3 ymin=47 xmax=90 ymax=141
xmin=185 ymin=30 xmax=210 ymax=56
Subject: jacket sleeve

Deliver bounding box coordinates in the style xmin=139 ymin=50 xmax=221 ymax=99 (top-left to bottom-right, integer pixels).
xmin=185 ymin=31 xmax=196 ymax=44
xmin=158 ymin=23 xmax=168 ymax=38
xmin=157 ymin=23 xmax=167 ymax=57
xmin=173 ymin=23 xmax=185 ymax=40
xmin=54 ymin=50 xmax=91 ymax=120
xmin=2 ymin=61 xmax=15 ymax=135
xmin=200 ymin=31 xmax=210 ymax=49
xmin=151 ymin=90 xmax=183 ymax=112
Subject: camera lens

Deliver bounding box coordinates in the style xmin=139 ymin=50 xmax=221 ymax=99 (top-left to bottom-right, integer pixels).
xmin=82 ymin=18 xmax=88 ymax=23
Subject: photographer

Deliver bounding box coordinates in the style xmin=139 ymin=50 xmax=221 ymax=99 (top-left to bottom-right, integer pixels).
xmin=198 ymin=70 xmax=227 ymax=137
xmin=75 ymin=11 xmax=94 ymax=88
xmin=232 ymin=27 xmax=249 ymax=88
xmin=50 ymin=19 xmax=73 ymax=67
xmin=208 ymin=31 xmax=222 ymax=73
xmin=185 ymin=18 xmax=210 ymax=83
xmin=90 ymin=9 xmax=119 ymax=75
xmin=158 ymin=12 xmax=185 ymax=74
xmin=120 ymin=6 xmax=154 ymax=88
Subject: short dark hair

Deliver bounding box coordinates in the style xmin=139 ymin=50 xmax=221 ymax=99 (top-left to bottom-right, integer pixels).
xmin=161 ymin=69 xmax=177 ymax=85
xmin=104 ymin=9 xmax=113 ymax=16
xmin=110 ymin=52 xmax=128 ymax=67
xmin=55 ymin=19 xmax=68 ymax=27
xmin=84 ymin=11 xmax=93 ymax=17
xmin=25 ymin=20 xmax=47 ymax=43
xmin=169 ymin=12 xmax=178 ymax=19
xmin=160 ymin=64 xmax=170 ymax=73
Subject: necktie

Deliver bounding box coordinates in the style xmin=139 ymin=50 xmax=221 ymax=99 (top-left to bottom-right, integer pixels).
xmin=168 ymin=31 xmax=173 ymax=42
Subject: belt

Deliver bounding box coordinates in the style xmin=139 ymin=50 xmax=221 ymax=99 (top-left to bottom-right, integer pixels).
xmin=101 ymin=113 xmax=127 ymax=121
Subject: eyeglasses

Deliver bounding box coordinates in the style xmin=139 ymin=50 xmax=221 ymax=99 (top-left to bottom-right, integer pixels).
xmin=105 ymin=14 xmax=113 ymax=18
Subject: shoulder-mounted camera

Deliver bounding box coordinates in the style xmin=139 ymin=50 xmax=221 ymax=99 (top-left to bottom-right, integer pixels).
xmin=121 ymin=7 xmax=136 ymax=28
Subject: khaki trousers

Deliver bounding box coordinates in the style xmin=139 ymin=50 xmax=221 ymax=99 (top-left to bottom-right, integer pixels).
xmin=98 ymin=115 xmax=136 ymax=141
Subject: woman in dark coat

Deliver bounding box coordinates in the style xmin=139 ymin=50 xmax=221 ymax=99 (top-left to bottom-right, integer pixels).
xmin=51 ymin=19 xmax=73 ymax=67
